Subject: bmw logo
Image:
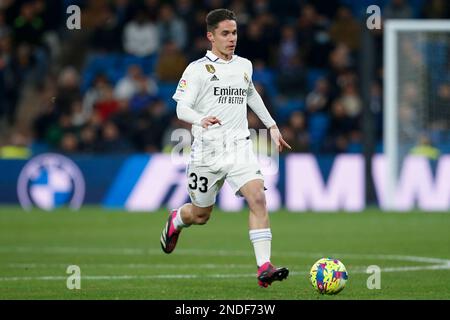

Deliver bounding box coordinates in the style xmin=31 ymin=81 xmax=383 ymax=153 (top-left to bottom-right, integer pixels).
xmin=17 ymin=153 xmax=85 ymax=211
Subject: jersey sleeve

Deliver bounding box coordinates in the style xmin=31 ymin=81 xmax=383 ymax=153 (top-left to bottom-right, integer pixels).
xmin=172 ymin=63 xmax=201 ymax=109
xmin=246 ymin=61 xmax=276 ymax=128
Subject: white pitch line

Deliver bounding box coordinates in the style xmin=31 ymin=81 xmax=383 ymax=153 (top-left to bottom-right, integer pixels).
xmin=0 ymin=246 xmax=449 ymax=265
xmin=5 ymin=263 xmax=258 ymax=269
xmin=4 ymin=263 xmax=371 ymax=270
xmin=0 ymin=264 xmax=449 ymax=282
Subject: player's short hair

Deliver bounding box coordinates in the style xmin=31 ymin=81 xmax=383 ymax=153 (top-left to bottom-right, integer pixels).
xmin=206 ymin=9 xmax=237 ymax=33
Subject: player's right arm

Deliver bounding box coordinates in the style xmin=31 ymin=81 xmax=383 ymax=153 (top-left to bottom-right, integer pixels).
xmin=173 ymin=63 xmax=221 ymax=129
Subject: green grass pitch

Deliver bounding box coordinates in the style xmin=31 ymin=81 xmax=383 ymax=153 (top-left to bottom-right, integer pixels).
xmin=0 ymin=206 xmax=449 ymax=299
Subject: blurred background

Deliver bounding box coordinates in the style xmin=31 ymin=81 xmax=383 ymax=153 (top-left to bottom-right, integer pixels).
xmin=1 ymin=0 xmax=450 ymax=300
xmin=0 ymin=0 xmax=449 ymax=211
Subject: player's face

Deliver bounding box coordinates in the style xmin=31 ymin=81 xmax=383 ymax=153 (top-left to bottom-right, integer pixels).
xmin=208 ymin=20 xmax=237 ymax=59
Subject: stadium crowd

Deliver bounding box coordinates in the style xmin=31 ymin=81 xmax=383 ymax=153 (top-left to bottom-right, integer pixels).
xmin=0 ymin=0 xmax=449 ymax=157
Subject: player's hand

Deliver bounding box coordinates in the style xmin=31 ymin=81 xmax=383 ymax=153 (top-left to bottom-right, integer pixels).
xmin=270 ymin=125 xmax=292 ymax=152
xmin=201 ymin=116 xmax=222 ymax=128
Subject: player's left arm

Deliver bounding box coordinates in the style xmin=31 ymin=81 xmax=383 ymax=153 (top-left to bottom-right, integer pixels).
xmin=247 ymin=64 xmax=291 ymax=152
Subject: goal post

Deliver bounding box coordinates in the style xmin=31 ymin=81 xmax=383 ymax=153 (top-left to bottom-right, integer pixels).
xmin=383 ymin=20 xmax=450 ymax=210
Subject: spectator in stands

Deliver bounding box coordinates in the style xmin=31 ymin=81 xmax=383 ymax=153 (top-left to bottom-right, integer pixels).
xmin=278 ymin=25 xmax=298 ymax=71
xmin=329 ymin=6 xmax=361 ymax=51
xmin=422 ymin=0 xmax=450 ymax=19
xmin=175 ymin=0 xmax=196 ymax=24
xmin=310 ymin=0 xmax=340 ymax=21
xmin=339 ymin=82 xmax=362 ymax=119
xmin=93 ymin=84 xmax=119 ymax=121
xmin=306 ymin=78 xmax=332 ymax=114
xmin=114 ymin=64 xmax=158 ymax=100
xmin=89 ymin=5 xmax=121 ymax=53
xmin=32 ymin=84 xmax=58 ymax=145
xmin=109 ymin=98 xmax=135 ymax=140
xmin=296 ymin=4 xmax=332 ymax=69
xmin=0 ymin=30 xmax=15 ymax=124
xmin=433 ymin=83 xmax=450 ymax=130
xmin=276 ymin=53 xmax=307 ymax=98
xmin=250 ymin=0 xmax=274 ymax=17
xmin=123 ymin=10 xmax=159 ymax=57
xmin=327 ymin=44 xmax=354 ymax=97
xmin=278 ymin=125 xmax=296 ymax=154
xmin=287 ymin=111 xmax=310 ymax=152
xmin=325 ymin=99 xmax=356 ymax=153
xmin=78 ymin=124 xmax=99 ymax=153
xmin=128 ymin=76 xmax=159 ymax=113
xmin=0 ymin=131 xmax=31 ymax=159
xmin=370 ymin=81 xmax=383 ymax=141
xmin=157 ymin=4 xmax=187 ymax=50
xmin=155 ymin=40 xmax=187 ymax=82
xmin=230 ymin=0 xmax=251 ymax=26
xmin=398 ymin=102 xmax=418 ymax=143
xmin=409 ymin=133 xmax=440 ymax=160
xmin=237 ymin=21 xmax=270 ymax=62
xmin=54 ymin=66 xmax=81 ymax=115
xmin=135 ymin=99 xmax=170 ymax=152
xmin=69 ymin=99 xmax=88 ymax=128
xmin=46 ymin=113 xmax=76 ymax=149
xmin=175 ymin=0 xmax=197 ymax=45
xmin=59 ymin=132 xmax=79 ymax=154
xmin=400 ymin=81 xmax=421 ymax=112
xmin=6 ymin=0 xmax=435 ymax=156
xmin=144 ymin=0 xmax=161 ymax=22
xmin=384 ymin=0 xmax=414 ymax=19
xmin=82 ymin=73 xmax=110 ymax=121
xmin=12 ymin=0 xmax=45 ymax=47
xmin=97 ymin=121 xmax=132 ymax=153
xmin=0 ymin=9 xmax=10 ymax=36
xmin=113 ymin=0 xmax=136 ymax=31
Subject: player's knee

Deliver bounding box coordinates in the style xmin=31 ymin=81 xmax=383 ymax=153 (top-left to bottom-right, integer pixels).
xmin=195 ymin=213 xmax=211 ymax=225
xmin=248 ymin=190 xmax=266 ymax=210
xmin=192 ymin=205 xmax=213 ymax=225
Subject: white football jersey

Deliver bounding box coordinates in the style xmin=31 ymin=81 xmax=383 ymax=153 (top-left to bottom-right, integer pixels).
xmin=173 ymin=50 xmax=270 ymax=144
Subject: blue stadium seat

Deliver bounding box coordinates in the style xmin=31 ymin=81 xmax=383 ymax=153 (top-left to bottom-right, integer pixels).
xmin=275 ymin=99 xmax=305 ymax=123
xmin=306 ymin=68 xmax=328 ymax=92
xmin=82 ymin=53 xmax=121 ymax=92
xmin=340 ymin=0 xmax=387 ymax=19
xmin=157 ymin=82 xmax=178 ymax=110
xmin=120 ymin=53 xmax=158 ymax=76
xmin=253 ymin=68 xmax=278 ymax=98
xmin=347 ymin=142 xmax=363 ymax=153
xmin=308 ymin=113 xmax=330 ymax=152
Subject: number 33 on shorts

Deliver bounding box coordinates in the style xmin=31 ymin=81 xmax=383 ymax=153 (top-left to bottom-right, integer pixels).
xmin=187 ymin=168 xmax=225 ymax=207
xmin=188 ymin=172 xmax=209 ymax=193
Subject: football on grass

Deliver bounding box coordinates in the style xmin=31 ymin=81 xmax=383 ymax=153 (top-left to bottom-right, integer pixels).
xmin=310 ymin=258 xmax=348 ymax=295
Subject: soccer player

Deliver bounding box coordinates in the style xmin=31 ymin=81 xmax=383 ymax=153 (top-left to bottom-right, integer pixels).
xmin=160 ymin=8 xmax=291 ymax=288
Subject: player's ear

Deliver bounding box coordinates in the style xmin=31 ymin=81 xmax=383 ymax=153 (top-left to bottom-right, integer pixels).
xmin=207 ymin=31 xmax=214 ymax=42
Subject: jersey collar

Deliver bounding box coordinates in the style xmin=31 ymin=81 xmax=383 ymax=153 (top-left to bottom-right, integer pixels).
xmin=205 ymin=50 xmax=237 ymax=64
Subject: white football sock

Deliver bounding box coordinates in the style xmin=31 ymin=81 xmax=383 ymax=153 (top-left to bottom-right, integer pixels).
xmin=249 ymin=228 xmax=272 ymax=267
xmin=173 ymin=205 xmax=191 ymax=230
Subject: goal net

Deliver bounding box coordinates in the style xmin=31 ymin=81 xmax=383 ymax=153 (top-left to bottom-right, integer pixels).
xmin=384 ymin=20 xmax=450 ymax=210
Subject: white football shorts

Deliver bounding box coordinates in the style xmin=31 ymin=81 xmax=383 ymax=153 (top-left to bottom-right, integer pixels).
xmin=186 ymin=137 xmax=264 ymax=207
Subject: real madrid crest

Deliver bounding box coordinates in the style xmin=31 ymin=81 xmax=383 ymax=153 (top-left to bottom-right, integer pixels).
xmin=244 ymin=72 xmax=250 ymax=84
xmin=205 ymin=64 xmax=216 ymax=74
